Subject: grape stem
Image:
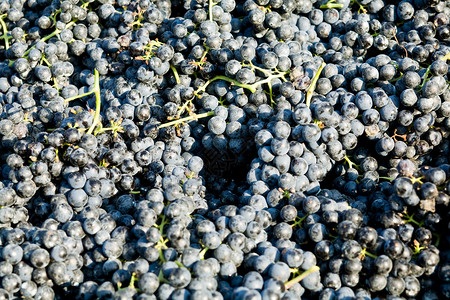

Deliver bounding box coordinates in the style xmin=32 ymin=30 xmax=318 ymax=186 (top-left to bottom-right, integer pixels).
xmin=412 ymin=240 xmax=425 ymax=256
xmin=209 ymin=0 xmax=216 ymax=22
xmin=440 ymin=52 xmax=450 ymax=62
xmin=343 ymin=155 xmax=360 ymax=171
xmin=401 ymin=212 xmax=424 ymax=227
xmin=378 ymin=176 xmax=395 ymax=182
xmin=195 ymin=72 xmax=287 ymax=98
xmin=64 ymin=69 xmax=101 ymax=135
xmin=306 ymin=62 xmax=326 ymax=107
xmin=158 ymin=111 xmax=214 ymax=129
xmin=0 ymin=14 xmax=10 ymax=49
xmin=94 ymin=119 xmax=124 ymax=137
xmin=170 ymin=64 xmax=181 ymax=84
xmin=433 ymin=233 xmax=441 ymax=247
xmin=49 ymin=9 xmax=61 ymax=25
xmin=128 ymin=273 xmax=139 ymax=289
xmin=199 ymin=247 xmax=208 ymax=260
xmin=23 ymin=20 xmax=77 ymax=58
xmin=320 ymin=0 xmax=344 ymax=9
xmin=359 ymin=248 xmax=377 ymax=260
xmin=290 ymin=213 xmax=309 ymax=228
xmin=284 ymin=266 xmax=320 ymax=290
xmin=418 ymin=53 xmax=450 ymax=91
xmin=410 ymin=176 xmax=423 ymax=184
xmin=350 ymin=0 xmax=367 ymax=13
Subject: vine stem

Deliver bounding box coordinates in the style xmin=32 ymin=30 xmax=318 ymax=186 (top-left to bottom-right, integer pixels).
xmin=285 ymin=266 xmax=320 ymax=290
xmin=64 ymin=69 xmax=101 ymax=135
xmin=440 ymin=52 xmax=450 ymax=62
xmin=306 ymin=62 xmax=326 ymax=107
xmin=23 ymin=28 xmax=61 ymax=57
xmin=23 ymin=20 xmax=76 ymax=58
xmin=196 ymin=75 xmax=256 ymax=94
xmin=170 ymin=64 xmax=181 ymax=84
xmin=176 ymin=100 xmax=192 ymax=120
xmin=360 ymin=248 xmax=377 ymax=259
xmin=195 ymin=72 xmax=287 ymax=97
xmin=393 ymin=34 xmax=408 ymax=58
xmin=418 ymin=65 xmax=431 ymax=91
xmin=199 ymin=247 xmax=208 ymax=260
xmin=351 ymin=0 xmax=367 ymax=13
xmin=158 ymin=111 xmax=214 ymax=129
xmin=200 ymin=45 xmax=210 ymax=64
xmin=320 ymin=0 xmax=344 ymax=9
xmin=87 ymin=70 xmax=101 ymax=135
xmin=378 ymin=176 xmax=395 ymax=182
xmin=94 ymin=119 xmax=123 ymax=136
xmin=41 ymin=56 xmax=52 ymax=67
xmin=343 ymin=155 xmax=360 ymax=170
xmin=209 ymin=0 xmax=215 ymax=22
xmin=0 ymin=14 xmax=9 ymax=49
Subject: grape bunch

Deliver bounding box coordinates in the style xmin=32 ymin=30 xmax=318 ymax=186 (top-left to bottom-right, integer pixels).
xmin=0 ymin=0 xmax=449 ymax=299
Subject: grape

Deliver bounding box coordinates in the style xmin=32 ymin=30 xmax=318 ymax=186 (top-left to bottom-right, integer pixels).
xmin=0 ymin=0 xmax=450 ymax=299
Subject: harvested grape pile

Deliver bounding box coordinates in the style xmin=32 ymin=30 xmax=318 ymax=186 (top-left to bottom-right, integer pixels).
xmin=0 ymin=0 xmax=450 ymax=299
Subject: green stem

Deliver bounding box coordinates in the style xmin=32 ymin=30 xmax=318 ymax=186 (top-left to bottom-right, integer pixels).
xmin=199 ymin=247 xmax=208 ymax=260
xmin=41 ymin=28 xmax=62 ymax=43
xmin=306 ymin=62 xmax=326 ymax=107
xmin=23 ymin=28 xmax=61 ymax=57
xmin=268 ymin=80 xmax=274 ymax=106
xmin=157 ymin=215 xmax=169 ymax=235
xmin=196 ymin=75 xmax=256 ymax=94
xmin=129 ymin=273 xmax=138 ymax=289
xmin=174 ymin=261 xmax=185 ymax=268
xmin=64 ymin=69 xmax=101 ymax=135
xmin=0 ymin=14 xmax=10 ymax=49
xmin=350 ymin=0 xmax=367 ymax=13
xmin=285 ymin=266 xmax=320 ymax=290
xmin=289 ymin=268 xmax=299 ymax=276
xmin=199 ymin=45 xmax=210 ymax=64
xmin=158 ymin=269 xmax=168 ymax=283
xmin=209 ymin=0 xmax=215 ymax=22
xmin=410 ymin=176 xmax=423 ymax=184
xmin=64 ymin=89 xmax=94 ymax=103
xmin=401 ymin=212 xmax=424 ymax=227
xmin=343 ymin=155 xmax=360 ymax=171
xmin=389 ymin=72 xmax=403 ymax=83
xmin=41 ymin=56 xmax=52 ymax=67
xmin=291 ymin=214 xmax=309 ymax=228
xmin=433 ymin=233 xmax=441 ymax=247
xmin=170 ymin=65 xmax=180 ymax=84
xmin=378 ymin=177 xmax=395 ymax=182
xmin=320 ymin=0 xmax=344 ymax=9
xmin=418 ymin=65 xmax=431 ymax=91
xmin=23 ymin=20 xmax=76 ymax=58
xmin=94 ymin=120 xmax=123 ymax=136
xmin=49 ymin=9 xmax=61 ymax=25
xmin=416 ymin=53 xmax=450 ymax=93
xmin=158 ymin=111 xmax=214 ymax=129
xmin=440 ymin=52 xmax=450 ymax=62
xmin=251 ymin=73 xmax=287 ymax=91
xmin=95 ymin=126 xmax=111 ymax=134
xmin=176 ymin=100 xmax=192 ymax=120
xmin=243 ymin=62 xmax=272 ymax=76
xmin=195 ymin=71 xmax=287 ymax=97
xmin=88 ymin=75 xmax=102 ymax=135
xmin=360 ymin=248 xmax=377 ymax=259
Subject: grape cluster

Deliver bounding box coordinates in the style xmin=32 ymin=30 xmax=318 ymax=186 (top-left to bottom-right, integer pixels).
xmin=0 ymin=0 xmax=449 ymax=299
